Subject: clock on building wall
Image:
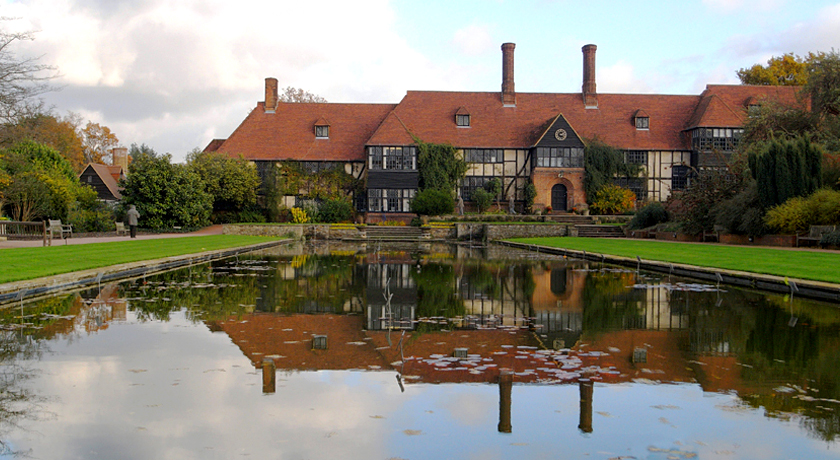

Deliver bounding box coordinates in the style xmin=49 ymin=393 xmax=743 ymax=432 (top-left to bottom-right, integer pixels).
xmin=554 ymin=129 xmax=567 ymax=141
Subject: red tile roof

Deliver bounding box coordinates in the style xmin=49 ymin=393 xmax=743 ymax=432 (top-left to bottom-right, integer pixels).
xmin=204 ymin=139 xmax=225 ymax=152
xmin=215 ymin=102 xmax=396 ymax=162
xmin=686 ymin=84 xmax=805 ymax=129
xmin=379 ymin=90 xmax=701 ymax=151
xmin=209 ymin=84 xmax=806 ymax=159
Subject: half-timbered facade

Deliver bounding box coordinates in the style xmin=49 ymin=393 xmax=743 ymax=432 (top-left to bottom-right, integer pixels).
xmin=206 ymin=43 xmax=804 ymax=219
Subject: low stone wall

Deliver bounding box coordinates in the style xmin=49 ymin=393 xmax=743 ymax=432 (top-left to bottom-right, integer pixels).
xmin=223 ymin=224 xmax=305 ymax=239
xmin=484 ymin=224 xmax=570 ymax=241
xmin=225 ymin=223 xmax=569 ymax=242
xmin=427 ymin=226 xmax=456 ymax=240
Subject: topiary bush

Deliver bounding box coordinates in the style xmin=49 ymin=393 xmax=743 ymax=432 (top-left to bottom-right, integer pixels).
xmin=411 ymin=189 xmax=454 ymax=216
xmin=628 ymin=202 xmax=668 ymax=230
xmin=524 ymin=182 xmax=537 ymax=214
xmin=472 ymin=188 xmax=494 ymax=214
xmin=316 ymin=198 xmax=353 ymax=223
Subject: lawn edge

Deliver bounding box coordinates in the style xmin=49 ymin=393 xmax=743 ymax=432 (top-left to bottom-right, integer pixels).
xmin=497 ymin=240 xmax=840 ymax=303
xmin=0 ymin=239 xmax=291 ymax=306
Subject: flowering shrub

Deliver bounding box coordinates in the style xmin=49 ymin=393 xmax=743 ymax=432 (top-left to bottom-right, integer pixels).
xmin=765 ymin=188 xmax=840 ymax=234
xmin=291 ymin=207 xmax=310 ymax=223
xmin=590 ymin=185 xmax=636 ymax=215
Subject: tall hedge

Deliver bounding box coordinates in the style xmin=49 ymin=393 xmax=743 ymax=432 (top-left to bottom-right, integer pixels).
xmin=748 ymin=136 xmax=822 ymax=209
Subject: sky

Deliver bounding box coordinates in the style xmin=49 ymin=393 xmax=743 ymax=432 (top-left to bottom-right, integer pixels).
xmin=3 ymin=0 xmax=840 ymax=163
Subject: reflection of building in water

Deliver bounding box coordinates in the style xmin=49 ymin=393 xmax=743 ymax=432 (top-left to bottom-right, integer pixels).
xmin=530 ymin=264 xmax=585 ymax=348
xmin=254 ymin=254 xmax=364 ymax=314
xmin=643 ymin=286 xmax=691 ymax=330
xmin=366 ymin=262 xmax=417 ymax=330
xmin=457 ymin=265 xmax=530 ymax=328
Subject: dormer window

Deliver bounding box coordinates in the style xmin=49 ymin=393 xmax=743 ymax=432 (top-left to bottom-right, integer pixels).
xmin=634 ymin=109 xmax=650 ymax=130
xmin=315 ymin=116 xmax=330 ymax=138
xmin=455 ymin=107 xmax=470 ymax=127
xmin=745 ymin=97 xmax=762 ymax=117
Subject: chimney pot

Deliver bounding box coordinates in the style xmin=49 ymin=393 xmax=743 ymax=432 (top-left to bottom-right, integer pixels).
xmin=265 ymin=77 xmax=278 ymax=113
xmin=582 ymin=44 xmax=598 ymax=108
xmin=501 ymin=43 xmax=516 ymax=106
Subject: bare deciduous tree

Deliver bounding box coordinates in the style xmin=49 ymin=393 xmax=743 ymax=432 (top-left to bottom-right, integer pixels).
xmin=278 ymin=86 xmax=327 ymax=103
xmin=0 ymin=19 xmax=58 ymax=123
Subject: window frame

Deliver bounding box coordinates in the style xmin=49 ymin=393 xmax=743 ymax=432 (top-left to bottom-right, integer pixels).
xmin=535 ymin=147 xmax=584 ymax=168
xmin=315 ymin=125 xmax=329 ymax=138
xmin=456 ymin=113 xmax=470 ymax=127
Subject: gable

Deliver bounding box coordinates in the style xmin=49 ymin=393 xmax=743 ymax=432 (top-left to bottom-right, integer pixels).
xmin=533 ymin=114 xmax=585 ymax=149
xmin=80 ymin=163 xmax=122 ymax=200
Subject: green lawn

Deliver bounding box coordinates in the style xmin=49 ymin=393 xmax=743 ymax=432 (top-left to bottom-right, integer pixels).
xmin=511 ymin=237 xmax=840 ymax=284
xmin=0 ymin=235 xmax=283 ymax=284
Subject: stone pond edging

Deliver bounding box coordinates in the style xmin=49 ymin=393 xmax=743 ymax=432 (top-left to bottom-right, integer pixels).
xmin=0 ymin=240 xmax=290 ymax=306
xmin=496 ymin=240 xmax=840 ymax=303
xmin=223 ymin=223 xmax=573 ymax=242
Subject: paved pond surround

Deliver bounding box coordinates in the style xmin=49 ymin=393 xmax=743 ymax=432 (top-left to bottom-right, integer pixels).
xmin=222 ymin=223 xmax=574 ymax=241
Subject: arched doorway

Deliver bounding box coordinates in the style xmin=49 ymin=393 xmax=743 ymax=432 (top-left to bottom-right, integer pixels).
xmin=551 ymin=184 xmax=568 ymax=212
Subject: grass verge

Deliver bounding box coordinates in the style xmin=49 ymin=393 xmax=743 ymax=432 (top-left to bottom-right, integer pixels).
xmin=510 ymin=237 xmax=840 ymax=284
xmin=0 ymin=235 xmax=283 ymax=284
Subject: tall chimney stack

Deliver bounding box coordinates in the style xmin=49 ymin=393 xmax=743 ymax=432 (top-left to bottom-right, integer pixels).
xmin=501 ymin=43 xmax=516 ymax=106
xmin=265 ymin=77 xmax=278 ymax=113
xmin=111 ymin=147 xmax=128 ymax=171
xmin=582 ymin=44 xmax=598 ymax=108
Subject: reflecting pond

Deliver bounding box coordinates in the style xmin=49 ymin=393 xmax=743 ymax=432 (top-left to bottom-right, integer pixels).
xmin=2 ymin=242 xmax=840 ymax=459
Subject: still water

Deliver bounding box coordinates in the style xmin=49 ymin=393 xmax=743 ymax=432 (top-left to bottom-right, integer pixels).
xmin=1 ymin=242 xmax=840 ymax=459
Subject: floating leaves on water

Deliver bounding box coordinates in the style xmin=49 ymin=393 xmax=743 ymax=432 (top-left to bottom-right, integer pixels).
xmin=651 ymin=405 xmax=681 ymax=410
xmin=128 ymin=369 xmax=147 ymax=373
xmin=647 ymin=447 xmax=697 ymax=458
xmin=402 ymin=429 xmax=422 ymax=436
xmin=631 ymin=282 xmax=724 ymax=293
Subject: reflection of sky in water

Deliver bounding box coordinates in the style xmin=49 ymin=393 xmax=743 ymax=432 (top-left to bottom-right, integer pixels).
xmin=3 ymin=309 xmax=839 ymax=459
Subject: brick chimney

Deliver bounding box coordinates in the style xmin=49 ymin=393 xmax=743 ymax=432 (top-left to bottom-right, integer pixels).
xmin=111 ymin=147 xmax=128 ymax=171
xmin=501 ymin=43 xmax=516 ymax=106
xmin=265 ymin=77 xmax=278 ymax=113
xmin=582 ymin=44 xmax=598 ymax=108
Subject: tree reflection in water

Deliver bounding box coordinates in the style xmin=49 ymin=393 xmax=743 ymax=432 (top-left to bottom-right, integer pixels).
xmin=3 ymin=243 xmax=840 ymax=446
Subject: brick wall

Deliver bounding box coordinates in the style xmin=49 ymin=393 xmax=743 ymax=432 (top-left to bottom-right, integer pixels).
xmin=531 ymin=169 xmax=585 ymax=212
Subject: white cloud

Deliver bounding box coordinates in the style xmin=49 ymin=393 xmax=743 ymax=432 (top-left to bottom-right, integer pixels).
xmin=598 ymin=61 xmax=652 ymax=94
xmin=701 ymin=0 xmax=786 ymax=13
xmin=452 ymin=24 xmax=495 ymax=56
xmin=7 ymin=0 xmax=444 ymax=161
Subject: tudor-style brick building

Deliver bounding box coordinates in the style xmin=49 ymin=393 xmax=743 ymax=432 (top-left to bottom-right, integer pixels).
xmin=206 ymin=43 xmax=804 ymax=221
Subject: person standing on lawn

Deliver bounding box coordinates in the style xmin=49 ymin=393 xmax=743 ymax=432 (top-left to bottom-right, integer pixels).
xmin=126 ymin=205 xmax=140 ymax=238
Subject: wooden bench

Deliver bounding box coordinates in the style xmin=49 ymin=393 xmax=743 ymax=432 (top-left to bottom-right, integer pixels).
xmin=797 ymin=225 xmax=838 ymax=247
xmin=115 ymin=222 xmax=129 ymax=236
xmin=47 ymin=219 xmax=72 ymax=240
